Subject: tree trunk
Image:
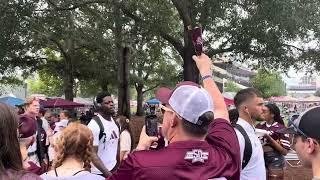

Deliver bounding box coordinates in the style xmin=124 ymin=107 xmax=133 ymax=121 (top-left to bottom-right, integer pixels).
xmin=64 ymin=15 xmax=75 ymax=101
xmin=135 ymin=83 xmax=144 ymax=116
xmin=117 ymin=47 xmax=131 ymax=118
xmin=100 ymin=81 xmax=109 ymax=92
xmin=63 ymin=57 xmax=74 ymax=101
xmin=172 ymin=0 xmax=200 ymax=83
xmin=114 ymin=1 xmax=130 ymax=118
xmin=183 ymin=28 xmax=200 ymax=83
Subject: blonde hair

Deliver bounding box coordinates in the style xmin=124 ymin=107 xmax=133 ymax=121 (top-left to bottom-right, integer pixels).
xmin=24 ymin=97 xmax=38 ymax=110
xmin=25 ymin=97 xmax=38 ymax=105
xmin=53 ymin=123 xmax=93 ymax=170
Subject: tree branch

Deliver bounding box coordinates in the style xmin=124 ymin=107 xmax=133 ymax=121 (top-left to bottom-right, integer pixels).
xmin=281 ymin=44 xmax=304 ymax=52
xmin=143 ymin=83 xmax=161 ymax=94
xmin=158 ymin=31 xmax=184 ymax=57
xmin=171 ymin=0 xmax=192 ymax=26
xmin=119 ymin=2 xmax=184 ymax=56
xmin=49 ymin=38 xmax=69 ymax=60
xmin=198 ymin=0 xmax=210 ymax=29
xmin=207 ymin=47 xmax=235 ymax=57
xmin=37 ymin=0 xmax=185 ymax=56
xmin=143 ymin=61 xmax=157 ymax=81
xmin=38 ymin=0 xmax=106 ymax=11
xmin=134 ymin=82 xmax=138 ymax=90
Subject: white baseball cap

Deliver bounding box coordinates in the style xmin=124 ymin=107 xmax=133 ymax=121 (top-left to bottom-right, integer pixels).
xmin=156 ymin=81 xmax=214 ymax=125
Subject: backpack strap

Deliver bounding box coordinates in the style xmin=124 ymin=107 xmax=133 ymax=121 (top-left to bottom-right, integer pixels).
xmin=92 ymin=116 xmax=105 ymax=141
xmin=35 ymin=117 xmax=46 ymax=164
xmin=233 ymin=123 xmax=252 ymax=169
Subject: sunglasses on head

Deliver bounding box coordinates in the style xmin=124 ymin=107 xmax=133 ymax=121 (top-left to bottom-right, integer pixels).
xmin=289 ymin=120 xmax=308 ymax=138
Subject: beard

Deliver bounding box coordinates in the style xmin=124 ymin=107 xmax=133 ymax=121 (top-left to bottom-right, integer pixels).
xmin=104 ymin=108 xmax=115 ymax=116
xmin=255 ymin=116 xmax=264 ymax=122
xmin=250 ymin=112 xmax=264 ymax=122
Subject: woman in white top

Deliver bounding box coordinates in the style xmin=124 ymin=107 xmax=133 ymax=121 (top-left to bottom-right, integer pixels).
xmin=41 ymin=123 xmax=104 ymax=180
xmin=118 ymin=116 xmax=133 ymax=161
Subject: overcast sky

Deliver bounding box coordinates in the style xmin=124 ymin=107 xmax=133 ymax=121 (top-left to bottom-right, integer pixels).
xmin=281 ymin=68 xmax=314 ymax=86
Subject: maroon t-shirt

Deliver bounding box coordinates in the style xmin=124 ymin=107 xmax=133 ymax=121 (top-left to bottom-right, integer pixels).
xmin=26 ymin=161 xmax=42 ymax=175
xmin=256 ymin=122 xmax=290 ymax=150
xmin=108 ymin=118 xmax=240 ymax=180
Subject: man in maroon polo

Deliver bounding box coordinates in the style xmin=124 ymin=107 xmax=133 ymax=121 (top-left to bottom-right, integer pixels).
xmin=20 ymin=97 xmax=47 ymax=172
xmin=108 ymin=54 xmax=240 ymax=180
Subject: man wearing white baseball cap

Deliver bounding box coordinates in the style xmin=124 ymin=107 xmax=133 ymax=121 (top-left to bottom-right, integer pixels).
xmin=108 ymin=54 xmax=241 ymax=180
xmin=278 ymin=106 xmax=320 ymax=180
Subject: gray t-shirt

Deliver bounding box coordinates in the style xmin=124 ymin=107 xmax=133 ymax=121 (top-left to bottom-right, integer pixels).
xmin=40 ymin=171 xmax=104 ymax=180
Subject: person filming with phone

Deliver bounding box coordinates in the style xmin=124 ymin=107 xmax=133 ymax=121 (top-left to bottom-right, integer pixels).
xmin=108 ymin=53 xmax=241 ymax=180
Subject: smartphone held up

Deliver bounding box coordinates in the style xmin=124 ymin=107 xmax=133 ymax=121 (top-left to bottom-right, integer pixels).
xmin=190 ymin=25 xmax=204 ymax=56
xmin=145 ymin=114 xmax=158 ymax=137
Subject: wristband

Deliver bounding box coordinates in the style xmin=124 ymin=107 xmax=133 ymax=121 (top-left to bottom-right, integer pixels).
xmin=201 ymin=75 xmax=212 ymax=81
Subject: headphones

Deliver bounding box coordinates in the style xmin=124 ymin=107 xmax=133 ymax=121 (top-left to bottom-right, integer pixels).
xmin=93 ymin=96 xmax=101 ymax=109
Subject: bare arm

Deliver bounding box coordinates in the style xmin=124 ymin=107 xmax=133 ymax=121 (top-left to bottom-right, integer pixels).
xmin=265 ymin=135 xmax=289 ymax=155
xmin=119 ymin=151 xmax=127 ymax=162
xmin=91 ymin=146 xmax=112 ymax=177
xmin=192 ymin=54 xmax=229 ymax=122
xmin=115 ymin=140 xmax=120 ymax=168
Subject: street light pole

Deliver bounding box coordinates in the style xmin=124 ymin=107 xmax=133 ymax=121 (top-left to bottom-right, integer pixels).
xmin=24 ymin=81 xmax=27 ymax=98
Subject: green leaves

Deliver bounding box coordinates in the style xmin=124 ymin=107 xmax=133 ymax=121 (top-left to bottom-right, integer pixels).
xmin=224 ymin=81 xmax=241 ymax=92
xmin=27 ymin=70 xmax=64 ymax=97
xmin=2 ymin=0 xmax=320 ymax=99
xmin=251 ymin=69 xmax=287 ymax=98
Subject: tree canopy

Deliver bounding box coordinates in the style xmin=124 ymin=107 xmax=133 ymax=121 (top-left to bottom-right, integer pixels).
xmin=2 ymin=0 xmax=320 ymax=114
xmin=251 ymin=69 xmax=287 ymax=98
xmin=224 ymin=81 xmax=241 ymax=93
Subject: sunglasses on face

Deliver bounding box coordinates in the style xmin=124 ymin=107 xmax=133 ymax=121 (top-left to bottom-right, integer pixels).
xmin=159 ymin=104 xmax=182 ymax=119
xmin=159 ymin=104 xmax=174 ymax=114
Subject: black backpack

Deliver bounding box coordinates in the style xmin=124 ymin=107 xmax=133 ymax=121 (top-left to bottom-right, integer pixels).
xmin=91 ymin=116 xmax=106 ymax=141
xmin=233 ymin=123 xmax=252 ymax=169
xmin=35 ymin=117 xmax=48 ymax=163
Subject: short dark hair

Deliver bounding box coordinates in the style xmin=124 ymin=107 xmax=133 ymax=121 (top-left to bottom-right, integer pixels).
xmin=61 ymin=110 xmax=72 ymax=118
xmin=229 ymin=109 xmax=239 ymax=124
xmin=181 ymin=111 xmax=214 ymax=137
xmin=234 ymin=88 xmax=262 ymax=108
xmin=96 ymin=92 xmax=111 ymax=104
xmin=39 ymin=108 xmax=46 ymax=116
xmin=51 ymin=112 xmax=59 ymax=118
xmin=299 ymin=135 xmax=320 ymax=144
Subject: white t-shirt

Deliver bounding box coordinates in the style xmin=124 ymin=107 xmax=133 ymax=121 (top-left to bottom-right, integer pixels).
xmin=120 ymin=130 xmax=131 ymax=159
xmin=41 ymin=117 xmax=50 ymax=131
xmin=48 ymin=131 xmax=61 ymax=162
xmin=87 ymin=114 xmax=119 ymax=174
xmin=41 ymin=117 xmax=51 ymax=146
xmin=27 ymin=133 xmax=39 ymax=166
xmin=235 ymin=118 xmax=266 ymax=180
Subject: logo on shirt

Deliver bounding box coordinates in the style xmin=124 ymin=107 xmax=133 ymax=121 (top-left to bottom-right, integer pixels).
xmin=110 ymin=130 xmax=118 ymax=140
xmin=184 ymin=149 xmax=209 ymax=163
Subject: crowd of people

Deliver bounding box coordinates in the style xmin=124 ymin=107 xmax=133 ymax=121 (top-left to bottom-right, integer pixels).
xmin=0 ymin=53 xmax=319 ymax=180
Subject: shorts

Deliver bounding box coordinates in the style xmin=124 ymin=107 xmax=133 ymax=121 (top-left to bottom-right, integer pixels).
xmin=264 ymin=151 xmax=285 ymax=170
